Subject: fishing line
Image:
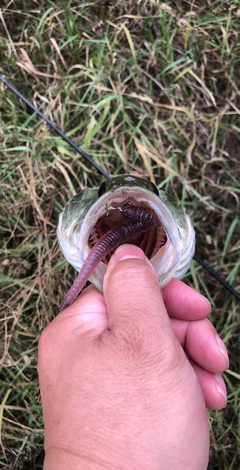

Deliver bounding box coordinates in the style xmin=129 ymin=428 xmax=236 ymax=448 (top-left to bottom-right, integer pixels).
xmin=1 ymin=75 xmax=239 ymax=301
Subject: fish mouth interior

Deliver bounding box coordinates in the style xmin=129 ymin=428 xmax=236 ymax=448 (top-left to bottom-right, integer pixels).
xmin=89 ymin=197 xmax=167 ymax=264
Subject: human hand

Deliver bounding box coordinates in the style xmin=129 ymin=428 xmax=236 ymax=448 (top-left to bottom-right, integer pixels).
xmin=38 ymin=245 xmax=228 ymax=470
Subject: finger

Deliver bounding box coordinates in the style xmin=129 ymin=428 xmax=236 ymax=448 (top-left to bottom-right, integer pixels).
xmin=170 ymin=318 xmax=229 ymax=373
xmin=190 ymin=361 xmax=227 ymax=410
xmin=162 ymin=278 xmax=211 ymax=320
xmin=103 ymin=245 xmax=177 ymax=354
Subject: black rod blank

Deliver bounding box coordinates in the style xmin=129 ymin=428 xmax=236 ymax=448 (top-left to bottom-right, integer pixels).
xmin=0 ymin=75 xmax=110 ymax=179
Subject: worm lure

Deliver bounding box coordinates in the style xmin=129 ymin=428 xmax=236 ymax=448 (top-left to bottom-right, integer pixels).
xmin=57 ymin=175 xmax=195 ymax=311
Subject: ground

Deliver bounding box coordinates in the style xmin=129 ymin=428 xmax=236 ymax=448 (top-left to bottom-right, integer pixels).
xmin=0 ymin=1 xmax=239 ymax=469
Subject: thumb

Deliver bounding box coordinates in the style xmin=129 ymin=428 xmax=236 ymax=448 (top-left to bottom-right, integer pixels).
xmin=103 ymin=244 xmax=176 ymax=354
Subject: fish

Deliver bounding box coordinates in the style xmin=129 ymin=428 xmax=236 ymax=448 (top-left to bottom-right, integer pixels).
xmin=57 ymin=175 xmax=195 ymax=311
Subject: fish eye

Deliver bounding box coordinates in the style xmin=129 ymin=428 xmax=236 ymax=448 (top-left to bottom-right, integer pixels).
xmin=150 ymin=182 xmax=159 ymax=195
xmin=98 ymin=181 xmax=107 ymax=197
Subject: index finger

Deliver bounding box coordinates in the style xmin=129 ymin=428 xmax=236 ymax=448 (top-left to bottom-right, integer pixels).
xmin=162 ymin=278 xmax=211 ymax=321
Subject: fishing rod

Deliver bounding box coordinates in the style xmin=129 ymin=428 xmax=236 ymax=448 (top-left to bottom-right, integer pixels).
xmin=1 ymin=75 xmax=239 ymax=302
xmin=0 ymin=75 xmax=109 ymax=179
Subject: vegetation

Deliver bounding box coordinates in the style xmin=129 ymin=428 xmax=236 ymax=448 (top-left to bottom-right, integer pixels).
xmin=0 ymin=1 xmax=239 ymax=468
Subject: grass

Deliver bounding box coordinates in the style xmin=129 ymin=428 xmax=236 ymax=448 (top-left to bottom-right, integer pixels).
xmin=0 ymin=1 xmax=239 ymax=468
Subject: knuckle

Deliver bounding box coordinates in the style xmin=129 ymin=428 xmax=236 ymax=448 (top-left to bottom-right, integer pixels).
xmin=38 ymin=325 xmax=52 ymax=350
xmin=37 ymin=325 xmax=56 ymax=367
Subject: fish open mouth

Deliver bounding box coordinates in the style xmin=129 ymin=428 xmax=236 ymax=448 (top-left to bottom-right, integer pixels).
xmin=59 ymin=197 xmax=168 ymax=311
xmin=57 ymin=180 xmax=195 ymax=312
xmin=89 ymin=198 xmax=167 ymax=263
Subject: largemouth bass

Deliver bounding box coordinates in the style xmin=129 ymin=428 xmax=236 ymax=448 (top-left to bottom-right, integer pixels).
xmin=57 ymin=175 xmax=195 ymax=311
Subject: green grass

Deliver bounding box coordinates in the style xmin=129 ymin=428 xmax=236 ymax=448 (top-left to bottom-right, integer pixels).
xmin=0 ymin=1 xmax=239 ymax=468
